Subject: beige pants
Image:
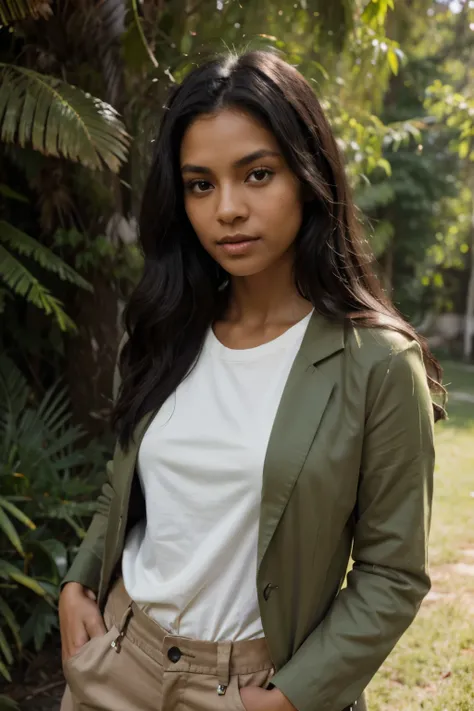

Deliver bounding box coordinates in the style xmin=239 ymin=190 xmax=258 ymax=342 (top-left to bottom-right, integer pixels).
xmin=60 ymin=577 xmax=275 ymax=711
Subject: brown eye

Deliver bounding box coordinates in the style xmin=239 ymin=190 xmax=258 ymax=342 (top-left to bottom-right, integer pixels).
xmin=247 ymin=168 xmax=274 ymax=183
xmin=186 ymin=180 xmax=213 ymax=194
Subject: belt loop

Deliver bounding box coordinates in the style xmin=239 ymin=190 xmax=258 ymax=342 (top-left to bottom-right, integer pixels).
xmin=216 ymin=641 xmax=232 ymax=695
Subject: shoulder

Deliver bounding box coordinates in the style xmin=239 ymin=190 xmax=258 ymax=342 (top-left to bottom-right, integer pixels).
xmin=343 ymin=321 xmax=433 ymax=420
xmin=345 ymin=320 xmax=422 ymax=371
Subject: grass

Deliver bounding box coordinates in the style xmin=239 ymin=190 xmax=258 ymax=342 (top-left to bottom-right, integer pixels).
xmin=366 ymin=360 xmax=474 ymax=710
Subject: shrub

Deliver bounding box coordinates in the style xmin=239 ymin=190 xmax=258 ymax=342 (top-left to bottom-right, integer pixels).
xmin=0 ymin=355 xmax=107 ymax=682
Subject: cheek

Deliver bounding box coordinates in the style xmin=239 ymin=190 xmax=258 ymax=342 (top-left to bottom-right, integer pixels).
xmin=259 ymin=182 xmax=303 ymax=237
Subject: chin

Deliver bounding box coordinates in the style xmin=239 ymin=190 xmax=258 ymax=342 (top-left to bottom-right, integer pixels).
xmin=218 ymin=259 xmax=269 ymax=278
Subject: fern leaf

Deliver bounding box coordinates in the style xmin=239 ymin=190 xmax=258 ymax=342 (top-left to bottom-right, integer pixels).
xmin=0 ymin=243 xmax=77 ymax=331
xmin=0 ymin=356 xmax=29 ymax=448
xmin=36 ymin=384 xmax=72 ymax=434
xmin=0 ymin=221 xmax=92 ymax=291
xmin=0 ymin=64 xmax=129 ymax=171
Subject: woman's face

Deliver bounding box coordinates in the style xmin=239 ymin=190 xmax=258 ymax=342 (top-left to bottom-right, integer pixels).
xmin=180 ymin=108 xmax=303 ymax=277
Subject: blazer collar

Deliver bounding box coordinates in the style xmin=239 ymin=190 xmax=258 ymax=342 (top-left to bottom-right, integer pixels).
xmin=299 ymin=310 xmax=346 ymax=366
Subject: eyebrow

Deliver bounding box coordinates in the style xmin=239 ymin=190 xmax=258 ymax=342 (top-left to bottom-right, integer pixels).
xmin=181 ymin=149 xmax=281 ymax=174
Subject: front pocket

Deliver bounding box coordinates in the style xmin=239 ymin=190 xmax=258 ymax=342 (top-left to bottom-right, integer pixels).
xmin=63 ymin=625 xmax=119 ymax=687
xmin=64 ymin=636 xmax=97 ymax=666
xmin=227 ymin=674 xmax=247 ymax=711
xmin=228 ymin=668 xmax=275 ymax=711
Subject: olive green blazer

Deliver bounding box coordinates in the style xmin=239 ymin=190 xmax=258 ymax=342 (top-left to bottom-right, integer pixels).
xmin=63 ymin=312 xmax=435 ymax=711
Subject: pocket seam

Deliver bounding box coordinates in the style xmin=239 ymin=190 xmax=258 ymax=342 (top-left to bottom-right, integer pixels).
xmin=63 ymin=624 xmax=117 ymax=668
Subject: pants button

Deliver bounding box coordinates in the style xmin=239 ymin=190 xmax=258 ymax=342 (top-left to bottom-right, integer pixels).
xmin=167 ymin=646 xmax=182 ymax=663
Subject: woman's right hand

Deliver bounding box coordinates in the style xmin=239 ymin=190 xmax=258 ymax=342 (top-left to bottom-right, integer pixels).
xmin=59 ymin=582 xmax=106 ymax=663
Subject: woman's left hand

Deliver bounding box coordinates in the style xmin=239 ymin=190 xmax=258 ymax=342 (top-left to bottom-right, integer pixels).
xmin=239 ymin=686 xmax=298 ymax=711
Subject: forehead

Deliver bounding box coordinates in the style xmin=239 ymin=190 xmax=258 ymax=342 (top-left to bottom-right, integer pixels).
xmin=180 ymin=108 xmax=280 ymax=165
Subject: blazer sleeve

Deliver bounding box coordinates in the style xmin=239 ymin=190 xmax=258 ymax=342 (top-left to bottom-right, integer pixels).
xmin=270 ymin=340 xmax=435 ymax=711
xmin=61 ymin=335 xmax=125 ymax=593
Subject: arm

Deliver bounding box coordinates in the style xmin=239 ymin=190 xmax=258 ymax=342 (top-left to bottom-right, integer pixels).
xmin=61 ymin=337 xmax=125 ymax=593
xmin=270 ymin=341 xmax=435 ymax=711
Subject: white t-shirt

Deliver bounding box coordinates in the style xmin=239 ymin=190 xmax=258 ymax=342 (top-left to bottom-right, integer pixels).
xmin=121 ymin=310 xmax=313 ymax=641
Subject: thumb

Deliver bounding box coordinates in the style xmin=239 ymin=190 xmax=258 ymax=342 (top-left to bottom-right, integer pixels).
xmin=84 ymin=588 xmax=97 ymax=601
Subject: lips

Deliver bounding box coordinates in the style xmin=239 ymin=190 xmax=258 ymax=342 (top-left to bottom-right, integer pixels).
xmin=217 ymin=235 xmax=260 ymax=256
xmin=217 ymin=234 xmax=259 ymax=244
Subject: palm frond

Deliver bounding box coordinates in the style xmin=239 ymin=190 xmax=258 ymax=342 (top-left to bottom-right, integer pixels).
xmin=0 ymin=355 xmax=28 ymax=436
xmin=0 ymin=221 xmax=92 ymax=292
xmin=0 ymin=597 xmax=22 ymax=654
xmin=0 ymin=507 xmax=25 ymax=557
xmin=0 ymin=64 xmax=130 ymax=172
xmin=0 ymin=497 xmax=35 ymax=532
xmin=0 ymin=243 xmax=76 ymax=331
xmin=0 ymin=0 xmax=52 ymax=25
xmin=0 ymin=561 xmax=47 ymax=596
xmin=36 ymin=383 xmax=72 ymax=434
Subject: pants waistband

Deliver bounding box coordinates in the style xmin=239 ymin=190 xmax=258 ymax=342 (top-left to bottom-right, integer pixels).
xmin=106 ymin=577 xmax=274 ymax=687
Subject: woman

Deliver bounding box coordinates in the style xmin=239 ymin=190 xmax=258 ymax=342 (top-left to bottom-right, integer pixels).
xmin=59 ymin=50 xmax=443 ymax=711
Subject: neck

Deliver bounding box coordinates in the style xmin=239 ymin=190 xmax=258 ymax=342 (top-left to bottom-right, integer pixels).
xmin=225 ymin=252 xmax=312 ymax=326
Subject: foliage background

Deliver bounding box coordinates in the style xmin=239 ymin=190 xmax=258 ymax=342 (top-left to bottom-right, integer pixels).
xmin=0 ymin=0 xmax=473 ymax=708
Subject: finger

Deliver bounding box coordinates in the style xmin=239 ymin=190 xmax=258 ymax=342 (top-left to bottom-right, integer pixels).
xmin=86 ymin=613 xmax=106 ymax=639
xmin=62 ymin=628 xmax=89 ymax=663
xmin=71 ymin=624 xmax=90 ymax=651
xmin=84 ymin=588 xmax=97 ymax=601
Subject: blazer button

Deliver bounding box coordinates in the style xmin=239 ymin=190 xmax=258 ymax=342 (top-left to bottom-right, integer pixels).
xmin=263 ymin=583 xmax=279 ymax=601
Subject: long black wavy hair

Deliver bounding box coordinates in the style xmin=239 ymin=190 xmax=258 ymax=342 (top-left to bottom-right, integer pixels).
xmin=112 ymin=50 xmax=445 ymax=448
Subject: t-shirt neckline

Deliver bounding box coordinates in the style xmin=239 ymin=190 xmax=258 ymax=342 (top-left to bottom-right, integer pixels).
xmin=207 ymin=309 xmax=314 ymax=362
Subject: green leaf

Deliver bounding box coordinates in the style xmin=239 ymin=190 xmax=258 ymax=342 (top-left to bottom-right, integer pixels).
xmin=0 ymin=627 xmax=13 ymax=666
xmin=37 ymin=538 xmax=68 ymax=578
xmin=0 ymin=184 xmax=28 ymax=203
xmin=0 ymin=497 xmax=35 ymax=531
xmin=0 ymin=508 xmax=24 ymax=556
xmin=0 ymin=693 xmax=19 ymax=709
xmin=0 ymin=661 xmax=12 ymax=683
xmin=0 ymin=64 xmax=129 ymax=172
xmin=377 ymin=158 xmax=392 ymax=176
xmin=0 ymin=562 xmax=47 ymax=596
xmin=0 ymin=597 xmax=22 ymax=654
xmin=0 ymin=242 xmax=77 ymax=332
xmin=458 ymin=140 xmax=469 ymax=160
xmin=0 ymin=221 xmax=92 ymax=292
xmin=8 ymin=571 xmax=47 ymax=596
xmin=387 ymin=48 xmax=398 ymax=76
xmin=21 ymin=599 xmax=58 ymax=651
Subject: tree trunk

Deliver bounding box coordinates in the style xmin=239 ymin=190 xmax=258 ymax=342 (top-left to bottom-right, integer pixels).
xmin=65 ymin=272 xmax=119 ymax=439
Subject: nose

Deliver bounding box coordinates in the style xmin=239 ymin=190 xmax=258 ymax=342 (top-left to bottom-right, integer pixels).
xmin=216 ymin=184 xmax=249 ymax=224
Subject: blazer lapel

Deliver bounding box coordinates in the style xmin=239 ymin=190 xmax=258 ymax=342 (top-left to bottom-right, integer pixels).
xmin=257 ymin=311 xmax=345 ymax=571
xmin=114 ymin=410 xmax=155 ymax=499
